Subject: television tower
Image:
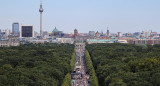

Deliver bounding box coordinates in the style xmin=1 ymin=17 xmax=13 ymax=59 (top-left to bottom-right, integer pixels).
xmin=39 ymin=0 xmax=44 ymax=38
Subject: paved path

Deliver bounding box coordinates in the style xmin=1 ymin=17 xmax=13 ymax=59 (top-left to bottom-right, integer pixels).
xmin=71 ymin=43 xmax=90 ymax=86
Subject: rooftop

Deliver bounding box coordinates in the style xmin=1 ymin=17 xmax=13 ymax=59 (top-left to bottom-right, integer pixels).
xmin=87 ymin=39 xmax=117 ymax=42
xmin=52 ymin=27 xmax=59 ymax=33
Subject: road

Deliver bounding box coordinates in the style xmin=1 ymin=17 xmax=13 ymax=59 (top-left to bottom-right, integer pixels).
xmin=71 ymin=43 xmax=90 ymax=86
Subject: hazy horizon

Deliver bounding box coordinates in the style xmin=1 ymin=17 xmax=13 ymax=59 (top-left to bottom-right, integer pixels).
xmin=0 ymin=0 xmax=160 ymax=33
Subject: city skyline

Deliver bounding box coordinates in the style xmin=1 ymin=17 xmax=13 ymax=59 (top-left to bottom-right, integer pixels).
xmin=0 ymin=0 xmax=160 ymax=33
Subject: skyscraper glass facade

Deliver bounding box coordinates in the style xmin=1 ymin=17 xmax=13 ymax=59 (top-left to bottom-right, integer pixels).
xmin=21 ymin=26 xmax=33 ymax=37
xmin=12 ymin=23 xmax=19 ymax=36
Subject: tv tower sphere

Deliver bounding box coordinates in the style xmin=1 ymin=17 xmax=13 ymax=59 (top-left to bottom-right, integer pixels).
xmin=39 ymin=0 xmax=43 ymax=13
xmin=39 ymin=5 xmax=43 ymax=12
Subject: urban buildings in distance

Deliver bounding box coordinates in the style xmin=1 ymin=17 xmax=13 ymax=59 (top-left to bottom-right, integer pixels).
xmin=20 ymin=25 xmax=34 ymax=38
xmin=1 ymin=24 xmax=160 ymax=47
xmin=0 ymin=0 xmax=160 ymax=46
xmin=0 ymin=36 xmax=20 ymax=47
xmin=12 ymin=22 xmax=19 ymax=37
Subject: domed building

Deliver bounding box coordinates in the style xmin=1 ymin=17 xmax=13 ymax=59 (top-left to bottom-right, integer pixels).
xmin=52 ymin=27 xmax=59 ymax=36
xmin=51 ymin=27 xmax=63 ymax=37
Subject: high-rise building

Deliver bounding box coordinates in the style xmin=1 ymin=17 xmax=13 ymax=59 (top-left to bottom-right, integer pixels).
xmin=4 ymin=29 xmax=10 ymax=36
xmin=12 ymin=22 xmax=19 ymax=36
xmin=43 ymin=31 xmax=49 ymax=38
xmin=39 ymin=0 xmax=44 ymax=38
xmin=89 ymin=31 xmax=95 ymax=37
xmin=107 ymin=29 xmax=110 ymax=37
xmin=20 ymin=25 xmax=34 ymax=38
xmin=74 ymin=29 xmax=78 ymax=36
xmin=118 ymin=32 xmax=122 ymax=38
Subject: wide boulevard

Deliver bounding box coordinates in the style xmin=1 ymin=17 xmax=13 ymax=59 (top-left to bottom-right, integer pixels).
xmin=71 ymin=43 xmax=90 ymax=86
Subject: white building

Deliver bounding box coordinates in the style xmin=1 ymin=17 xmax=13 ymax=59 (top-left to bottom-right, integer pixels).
xmin=89 ymin=31 xmax=95 ymax=37
xmin=28 ymin=40 xmax=50 ymax=44
xmin=56 ymin=38 xmax=74 ymax=44
xmin=0 ymin=36 xmax=20 ymax=47
xmin=116 ymin=39 xmax=128 ymax=43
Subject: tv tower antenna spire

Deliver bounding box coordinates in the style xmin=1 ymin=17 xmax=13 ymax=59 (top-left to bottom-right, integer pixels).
xmin=39 ymin=0 xmax=44 ymax=39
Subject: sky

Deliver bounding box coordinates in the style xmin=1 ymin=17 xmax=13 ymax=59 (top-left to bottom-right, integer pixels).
xmin=0 ymin=0 xmax=160 ymax=33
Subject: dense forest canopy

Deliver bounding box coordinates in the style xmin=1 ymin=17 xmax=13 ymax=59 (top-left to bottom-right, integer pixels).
xmin=86 ymin=43 xmax=160 ymax=86
xmin=0 ymin=43 xmax=74 ymax=86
